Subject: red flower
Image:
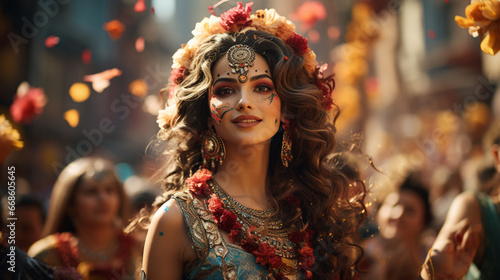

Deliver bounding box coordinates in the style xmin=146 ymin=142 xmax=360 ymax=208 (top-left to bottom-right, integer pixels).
xmin=268 ymin=254 xmax=283 ymax=269
xmin=170 ymin=67 xmax=186 ymax=85
xmin=289 ymin=230 xmax=305 ymax=243
xmin=241 ymin=226 xmax=259 ymax=253
xmin=299 ymin=245 xmax=314 ymax=258
xmin=286 ymin=34 xmax=309 ymax=56
xmin=186 ymin=169 xmax=212 ymax=197
xmin=228 ymin=226 xmax=242 ymax=243
xmin=217 ymin=209 xmax=237 ymax=231
xmin=10 ymin=84 xmax=47 ymax=124
xmin=291 ymin=1 xmax=327 ymax=30
xmin=253 ymin=242 xmax=276 ymax=266
xmin=285 ymin=194 xmax=301 ymax=208
xmin=299 ymin=245 xmax=315 ymax=270
xmin=207 ymin=194 xmax=225 ymax=216
xmin=220 ymin=2 xmax=253 ymax=31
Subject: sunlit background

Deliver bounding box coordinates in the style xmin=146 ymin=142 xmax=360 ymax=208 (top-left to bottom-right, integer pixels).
xmin=1 ymin=0 xmax=499 ymax=218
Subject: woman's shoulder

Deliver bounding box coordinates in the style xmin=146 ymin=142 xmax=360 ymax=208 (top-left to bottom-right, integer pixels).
xmin=27 ymin=233 xmax=72 ymax=266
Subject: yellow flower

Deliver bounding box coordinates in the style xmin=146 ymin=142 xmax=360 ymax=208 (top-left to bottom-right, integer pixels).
xmin=0 ymin=115 xmax=23 ymax=150
xmin=0 ymin=115 xmax=23 ymax=162
xmin=455 ymin=0 xmax=500 ymax=55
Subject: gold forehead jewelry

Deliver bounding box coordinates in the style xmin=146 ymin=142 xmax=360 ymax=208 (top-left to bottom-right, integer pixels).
xmin=226 ymin=44 xmax=255 ymax=83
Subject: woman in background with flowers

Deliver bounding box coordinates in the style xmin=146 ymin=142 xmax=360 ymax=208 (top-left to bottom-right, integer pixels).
xmin=28 ymin=157 xmax=139 ymax=279
xmin=137 ymin=3 xmax=481 ymax=280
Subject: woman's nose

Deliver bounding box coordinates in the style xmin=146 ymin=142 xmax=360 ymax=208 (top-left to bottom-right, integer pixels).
xmin=236 ymin=89 xmax=253 ymax=111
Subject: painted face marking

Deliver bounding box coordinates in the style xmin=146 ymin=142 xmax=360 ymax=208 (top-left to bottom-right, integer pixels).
xmin=263 ymin=92 xmax=278 ymax=106
xmin=210 ymin=98 xmax=234 ymax=125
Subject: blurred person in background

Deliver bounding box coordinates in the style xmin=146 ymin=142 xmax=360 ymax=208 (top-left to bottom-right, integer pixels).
xmin=430 ymin=121 xmax=500 ymax=280
xmin=11 ymin=195 xmax=45 ymax=252
xmin=27 ymin=157 xmax=139 ymax=280
xmin=361 ymin=172 xmax=434 ymax=280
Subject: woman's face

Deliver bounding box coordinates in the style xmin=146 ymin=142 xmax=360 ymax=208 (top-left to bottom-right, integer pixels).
xmin=70 ymin=175 xmax=121 ymax=227
xmin=376 ymin=190 xmax=426 ymax=241
xmin=209 ymin=53 xmax=281 ymax=147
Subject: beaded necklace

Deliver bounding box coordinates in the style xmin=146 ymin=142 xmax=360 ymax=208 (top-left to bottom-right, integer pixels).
xmin=186 ymin=169 xmax=315 ymax=280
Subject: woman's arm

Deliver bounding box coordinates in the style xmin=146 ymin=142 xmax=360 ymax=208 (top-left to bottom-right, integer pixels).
xmin=142 ymin=199 xmax=189 ymax=280
xmin=420 ymin=192 xmax=483 ymax=279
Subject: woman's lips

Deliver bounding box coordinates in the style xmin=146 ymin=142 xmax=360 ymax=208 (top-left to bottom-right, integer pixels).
xmin=232 ymin=115 xmax=262 ymax=128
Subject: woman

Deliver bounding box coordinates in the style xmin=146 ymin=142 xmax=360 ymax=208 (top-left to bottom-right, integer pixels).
xmin=28 ymin=157 xmax=139 ymax=280
xmin=138 ymin=4 xmax=365 ymax=280
xmin=138 ymin=3 xmax=480 ymax=280
xmin=361 ymin=173 xmax=433 ymax=280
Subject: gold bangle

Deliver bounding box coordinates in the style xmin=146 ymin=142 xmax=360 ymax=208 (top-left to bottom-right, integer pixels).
xmin=420 ymin=247 xmax=434 ymax=280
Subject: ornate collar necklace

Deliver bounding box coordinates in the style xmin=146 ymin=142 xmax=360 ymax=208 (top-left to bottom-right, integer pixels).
xmin=186 ymin=168 xmax=316 ymax=280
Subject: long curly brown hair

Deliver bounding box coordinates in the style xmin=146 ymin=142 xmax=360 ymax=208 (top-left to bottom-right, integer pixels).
xmin=129 ymin=30 xmax=366 ymax=279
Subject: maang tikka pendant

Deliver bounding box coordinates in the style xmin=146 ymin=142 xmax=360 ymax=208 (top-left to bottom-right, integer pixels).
xmin=226 ymin=44 xmax=255 ymax=83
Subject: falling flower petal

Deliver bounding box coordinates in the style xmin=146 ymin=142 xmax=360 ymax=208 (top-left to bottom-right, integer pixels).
xmin=291 ymin=1 xmax=327 ymax=30
xmin=308 ymin=29 xmax=320 ymax=43
xmin=10 ymin=82 xmax=47 ymax=124
xmin=129 ymin=79 xmax=148 ymax=97
xmin=45 ymin=36 xmax=59 ymax=48
xmin=151 ymin=7 xmax=155 ymax=14
xmin=64 ymin=109 xmax=79 ymax=127
xmin=103 ymin=20 xmax=126 ymax=40
xmin=134 ymin=0 xmax=146 ymax=12
xmin=82 ymin=49 xmax=91 ymax=65
xmin=83 ymin=68 xmax=122 ymax=93
xmin=69 ymin=83 xmax=91 ymax=102
xmin=135 ymin=37 xmax=145 ymax=53
xmin=327 ymin=26 xmax=340 ymax=40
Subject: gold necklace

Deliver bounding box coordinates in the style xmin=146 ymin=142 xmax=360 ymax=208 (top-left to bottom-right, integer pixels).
xmin=209 ymin=180 xmax=298 ymax=259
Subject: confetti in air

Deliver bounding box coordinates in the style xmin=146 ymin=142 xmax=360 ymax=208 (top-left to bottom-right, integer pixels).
xmin=134 ymin=0 xmax=146 ymax=12
xmin=69 ymin=83 xmax=90 ymax=102
xmin=103 ymin=20 xmax=126 ymax=40
xmin=83 ymin=68 xmax=122 ymax=93
xmin=64 ymin=109 xmax=79 ymax=127
xmin=45 ymin=36 xmax=59 ymax=48
xmin=135 ymin=37 xmax=145 ymax=53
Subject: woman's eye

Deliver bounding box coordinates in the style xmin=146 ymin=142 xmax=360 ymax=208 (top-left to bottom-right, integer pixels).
xmin=255 ymin=84 xmax=272 ymax=92
xmin=214 ymin=87 xmax=234 ymax=96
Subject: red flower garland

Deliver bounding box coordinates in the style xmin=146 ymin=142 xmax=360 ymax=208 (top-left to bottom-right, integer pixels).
xmin=187 ymin=169 xmax=315 ymax=279
xmin=186 ymin=169 xmax=212 ymax=197
xmin=219 ymin=2 xmax=253 ymax=31
xmin=286 ymin=34 xmax=309 ymax=56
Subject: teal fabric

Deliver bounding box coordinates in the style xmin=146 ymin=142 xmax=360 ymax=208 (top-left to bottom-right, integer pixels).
xmin=184 ymin=243 xmax=268 ymax=280
xmin=475 ymin=192 xmax=500 ymax=280
xmin=173 ymin=192 xmax=268 ymax=280
xmin=466 ymin=192 xmax=500 ymax=280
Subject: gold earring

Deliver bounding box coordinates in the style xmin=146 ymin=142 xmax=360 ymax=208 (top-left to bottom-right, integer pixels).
xmin=201 ymin=128 xmax=226 ymax=170
xmin=281 ymin=119 xmax=292 ymax=167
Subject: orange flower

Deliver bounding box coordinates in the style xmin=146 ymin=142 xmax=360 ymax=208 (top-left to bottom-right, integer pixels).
xmin=455 ymin=0 xmax=500 ymax=55
xmin=103 ymin=20 xmax=125 ymax=40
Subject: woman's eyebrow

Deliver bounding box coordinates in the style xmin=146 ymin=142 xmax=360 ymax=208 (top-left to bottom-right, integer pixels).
xmin=213 ymin=77 xmax=237 ymax=85
xmin=250 ymin=74 xmax=272 ymax=81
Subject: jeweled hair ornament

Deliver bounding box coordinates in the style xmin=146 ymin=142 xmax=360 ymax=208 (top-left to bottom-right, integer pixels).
xmin=226 ymin=44 xmax=255 ymax=83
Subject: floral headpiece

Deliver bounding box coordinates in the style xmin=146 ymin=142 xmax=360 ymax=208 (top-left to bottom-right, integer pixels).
xmin=158 ymin=2 xmax=333 ymax=129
